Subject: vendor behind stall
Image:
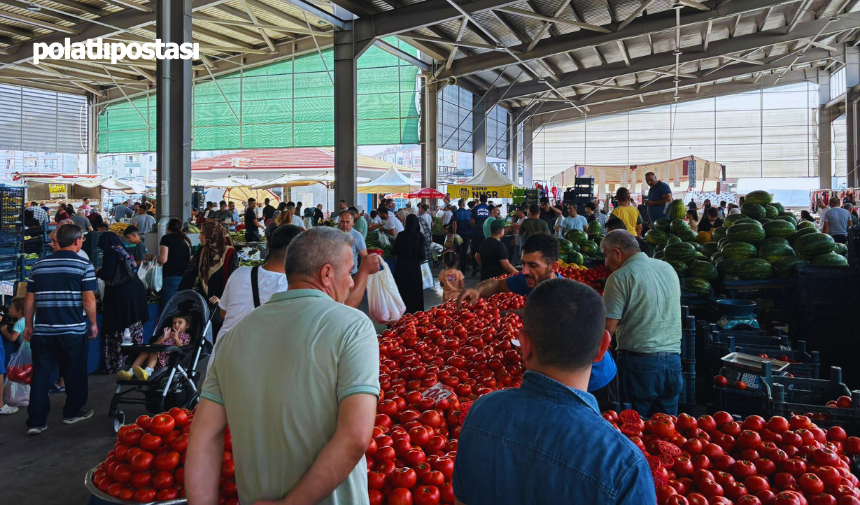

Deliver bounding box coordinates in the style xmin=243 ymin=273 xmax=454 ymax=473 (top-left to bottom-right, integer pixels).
xmin=457 ymin=233 xmax=618 ymax=409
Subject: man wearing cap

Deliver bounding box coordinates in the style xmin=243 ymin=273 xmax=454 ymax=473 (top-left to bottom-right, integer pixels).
xmin=477 ymin=219 xmax=518 ymax=281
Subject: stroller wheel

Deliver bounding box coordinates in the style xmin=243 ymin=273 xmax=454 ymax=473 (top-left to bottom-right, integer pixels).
xmin=113 ymin=411 xmax=126 ymax=433
xmin=186 ymin=390 xmax=201 ymax=410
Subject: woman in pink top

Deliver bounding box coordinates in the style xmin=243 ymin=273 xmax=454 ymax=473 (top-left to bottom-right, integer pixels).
xmin=437 ymin=251 xmax=465 ymax=302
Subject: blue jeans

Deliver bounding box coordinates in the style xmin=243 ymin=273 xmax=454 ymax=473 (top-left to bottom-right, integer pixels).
xmin=27 ymin=333 xmax=89 ymax=427
xmin=617 ymin=353 xmax=682 ymax=418
xmin=159 ymin=276 xmax=182 ymax=313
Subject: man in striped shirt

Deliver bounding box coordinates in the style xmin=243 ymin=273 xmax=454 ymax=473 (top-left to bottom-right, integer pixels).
xmin=23 ymin=224 xmax=99 ymax=435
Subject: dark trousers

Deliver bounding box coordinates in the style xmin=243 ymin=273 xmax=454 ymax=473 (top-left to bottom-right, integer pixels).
xmin=834 ymin=234 xmax=848 ymax=244
xmin=616 ymin=353 xmax=682 ymax=418
xmin=471 ymin=236 xmax=484 ymax=272
xmin=28 ymin=333 xmax=89 ymax=427
xmin=590 ymin=375 xmax=619 ymax=413
xmin=245 ymin=229 xmax=261 ymax=243
xmin=456 ymin=235 xmax=470 ymax=272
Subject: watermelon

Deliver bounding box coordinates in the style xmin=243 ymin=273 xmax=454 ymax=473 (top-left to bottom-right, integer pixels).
xmin=567 ymin=252 xmax=584 ymax=265
xmin=656 ymin=242 xmax=667 ymax=252
xmin=794 ymin=233 xmax=835 ymax=258
xmin=759 ymin=237 xmax=790 ymax=248
xmin=654 ymin=250 xmax=665 ymax=260
xmin=653 ymin=218 xmax=671 ymax=233
xmin=757 ymin=218 xmax=772 ymax=225
xmin=745 ymin=190 xmax=772 ymax=206
xmin=727 ymin=222 xmax=766 ymax=244
xmin=568 ymin=242 xmax=581 ymax=253
xmin=765 ymin=205 xmax=778 ymax=219
xmin=797 ymin=220 xmax=816 ymax=230
xmin=586 ymin=220 xmax=602 ymax=235
xmin=677 ymin=229 xmax=698 ymax=243
xmin=741 ymin=203 xmax=767 ymax=220
xmin=716 ymin=258 xmax=743 ymax=276
xmin=763 ymin=220 xmax=796 ymax=239
xmin=776 ymin=215 xmax=798 ymax=226
xmin=694 ymin=252 xmax=709 ymax=261
xmin=668 ymin=199 xmax=686 ymax=221
xmin=645 ymin=229 xmax=669 ymax=246
xmin=772 ymin=202 xmax=785 ymax=214
xmin=667 ymin=236 xmax=681 ymax=245
xmin=724 ymin=214 xmax=748 ymax=227
xmin=564 ymin=229 xmax=588 ymax=245
xmin=664 ymin=242 xmax=697 ymax=263
xmin=702 ymin=242 xmax=719 ymax=258
xmin=592 ymin=235 xmax=603 ymax=246
xmin=684 ymin=277 xmax=712 ymax=296
xmin=696 ymin=231 xmax=712 ymax=245
xmin=834 ymin=243 xmax=848 ymax=256
xmin=581 ymin=241 xmax=599 ymax=256
xmin=670 ymin=219 xmax=690 ymax=235
xmin=721 ymin=242 xmax=758 ymax=260
xmin=758 ymin=243 xmax=795 ymax=264
xmin=666 ymin=259 xmax=688 ymax=276
xmin=812 ymin=252 xmax=848 ymax=267
xmin=711 ymin=227 xmax=728 ymax=242
xmin=789 ymin=227 xmax=818 ymax=246
xmin=558 ymin=239 xmax=574 ymax=255
xmin=773 ymin=256 xmax=807 ymax=278
xmin=737 ymin=258 xmax=773 ymax=280
xmin=688 ymin=260 xmax=718 ymax=282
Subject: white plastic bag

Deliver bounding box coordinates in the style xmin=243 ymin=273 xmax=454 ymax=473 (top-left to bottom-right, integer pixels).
xmin=147 ymin=263 xmax=163 ymax=292
xmin=137 ymin=261 xmax=152 ymax=290
xmin=367 ymin=260 xmax=406 ymax=325
xmin=4 ymin=377 xmax=29 ymax=407
xmin=420 ymin=261 xmax=434 ymax=290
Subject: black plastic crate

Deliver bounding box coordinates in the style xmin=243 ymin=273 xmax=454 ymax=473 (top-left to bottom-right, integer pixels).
xmin=714 ymin=385 xmax=769 ymax=418
xmin=768 ymin=368 xmax=860 ymax=433
xmin=720 ymin=277 xmax=795 ymax=329
xmin=681 ymin=328 xmax=695 ymax=363
xmin=735 ymin=340 xmax=820 ymax=379
xmin=679 ymin=372 xmax=696 ymax=406
xmin=573 ymin=177 xmax=594 ymax=187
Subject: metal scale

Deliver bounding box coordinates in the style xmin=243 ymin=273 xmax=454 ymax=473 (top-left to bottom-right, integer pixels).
xmin=715 ymin=299 xmax=760 ymax=331
xmin=719 ymin=353 xmax=790 ymax=391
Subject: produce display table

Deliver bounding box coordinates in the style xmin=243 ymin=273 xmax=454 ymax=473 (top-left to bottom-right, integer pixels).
xmin=86 ymin=465 xmax=186 ymax=505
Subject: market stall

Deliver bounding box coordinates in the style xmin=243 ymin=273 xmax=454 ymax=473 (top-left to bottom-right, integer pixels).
xmin=445 ymin=164 xmax=523 ymax=200
xmin=358 ymin=166 xmax=421 ymax=195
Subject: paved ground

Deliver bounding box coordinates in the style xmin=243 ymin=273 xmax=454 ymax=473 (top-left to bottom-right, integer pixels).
xmin=2 ymin=266 xmax=482 ymax=504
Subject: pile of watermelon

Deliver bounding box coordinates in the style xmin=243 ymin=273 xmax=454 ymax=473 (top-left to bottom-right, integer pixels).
xmin=558 ymin=220 xmax=605 ymax=265
xmin=692 ymin=191 xmax=848 ymax=295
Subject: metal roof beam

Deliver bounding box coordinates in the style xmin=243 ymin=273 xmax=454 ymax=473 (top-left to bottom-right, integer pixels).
xmin=483 ymin=13 xmax=857 ymax=102
xmin=497 ymin=7 xmax=612 ymax=33
xmin=242 ymin=0 xmax=321 ymax=33
xmin=0 ymin=9 xmax=79 ymax=34
xmin=374 ymin=38 xmax=428 ymax=70
xmin=276 ymin=0 xmax=347 ymax=30
xmin=0 ymin=0 xmax=83 ymax=24
xmin=46 ymin=0 xmax=107 ymax=16
xmin=99 ymin=0 xmax=153 ymax=12
xmin=445 ymin=0 xmax=801 ymax=79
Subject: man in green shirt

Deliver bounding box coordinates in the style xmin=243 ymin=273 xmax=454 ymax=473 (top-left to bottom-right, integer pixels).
xmin=519 ymin=204 xmax=550 ymax=242
xmin=350 ymin=207 xmax=367 ymax=239
xmin=601 ymin=230 xmax=682 ymax=418
xmin=187 ymin=227 xmax=380 ymax=505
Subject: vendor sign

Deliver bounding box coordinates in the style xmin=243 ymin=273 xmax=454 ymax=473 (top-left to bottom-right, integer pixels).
xmin=447 ymin=185 xmax=514 ymax=200
xmin=49 ymin=183 xmax=66 ymax=199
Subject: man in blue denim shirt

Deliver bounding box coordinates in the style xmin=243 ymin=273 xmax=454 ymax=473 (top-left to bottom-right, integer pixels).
xmin=453 ymin=279 xmax=655 ymax=505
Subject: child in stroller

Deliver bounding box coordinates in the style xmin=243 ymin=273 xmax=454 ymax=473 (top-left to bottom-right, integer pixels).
xmin=117 ymin=314 xmax=192 ymax=381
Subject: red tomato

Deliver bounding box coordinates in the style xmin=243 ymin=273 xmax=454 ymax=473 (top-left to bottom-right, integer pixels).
xmin=387 ymin=487 xmax=413 ymax=505
xmin=112 ymin=464 xmax=132 ymax=484
xmin=421 ymin=470 xmax=445 ymax=486
xmin=431 ymin=456 xmax=454 ymax=478
xmin=139 ymin=433 xmax=162 ymax=452
xmin=725 ymin=481 xmax=749 ymax=501
xmin=817 ymin=466 xmax=843 ymax=487
xmin=133 ymin=488 xmax=156 ymax=503
xmin=699 ymin=479 xmax=724 ymax=498
xmin=156 ymin=488 xmax=179 ymax=501
xmin=808 ymin=494 xmax=837 ymax=505
xmin=119 ymin=487 xmax=135 ymax=501
xmin=129 ymin=451 xmax=154 ymax=473
xmin=413 ymin=485 xmax=440 ymax=505
xmin=151 ymin=470 xmax=174 ymax=490
xmin=106 ymin=483 xmax=124 ymax=498
xmin=827 ymin=427 xmax=848 ymax=442
xmin=845 ymin=437 xmax=860 ymax=456
xmin=767 ymin=417 xmax=790 ymax=435
xmin=739 ymin=431 xmax=763 ymax=451
xmin=131 ymin=471 xmax=152 ymax=489
xmin=222 ymin=459 xmax=236 ymax=479
xmin=148 ymin=414 xmax=175 ymax=436
xmin=713 ymin=412 xmax=733 ymax=428
xmin=665 ymin=496 xmax=689 ymax=505
xmin=731 ymin=460 xmax=758 ymax=479
xmin=439 ymin=481 xmax=455 ymax=504
xmin=773 ymin=491 xmax=804 ymax=505
xmin=687 ymin=493 xmax=709 ymax=505
xmin=391 ymin=467 xmax=418 ymax=488
xmin=154 ymin=451 xmax=180 ymax=471
xmin=698 ymin=416 xmax=717 ymax=433
xmin=369 ymin=489 xmax=384 ymax=505
xmin=743 ymin=416 xmax=767 ymax=432
xmin=120 ymin=426 xmax=144 ymax=447
xmin=799 ymin=473 xmax=825 ymax=495
xmin=409 ymin=426 xmax=432 ymax=447
xmin=656 ymin=485 xmax=678 ymax=504
xmin=168 ymin=407 xmax=189 ymax=428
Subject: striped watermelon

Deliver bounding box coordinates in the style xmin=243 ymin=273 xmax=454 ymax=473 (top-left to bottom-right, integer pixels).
xmin=741 ymin=203 xmax=767 ymax=219
xmin=812 ymin=252 xmax=849 ymax=267
xmin=745 ymin=190 xmax=772 ymax=206
xmin=789 ymin=227 xmax=818 ymax=246
xmin=720 ymin=242 xmax=758 ymax=260
xmin=727 ymin=222 xmax=765 ymax=244
xmin=711 ymin=227 xmax=728 ymax=242
xmin=758 ymin=243 xmax=795 ymax=264
xmin=795 ymin=233 xmax=835 ymax=258
xmin=688 ymin=260 xmax=718 ymax=282
xmin=763 ymin=220 xmax=796 ymax=239
xmin=774 ymin=256 xmax=807 ymax=278
xmin=737 ymin=258 xmax=773 ymax=280
xmin=684 ymin=277 xmax=712 ymax=296
xmin=664 ymin=242 xmax=697 ymax=263
xmin=668 ymin=199 xmax=686 ymax=221
xmin=797 ymin=220 xmax=816 ymax=230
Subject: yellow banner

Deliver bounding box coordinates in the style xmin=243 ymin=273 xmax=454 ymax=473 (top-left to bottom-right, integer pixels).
xmin=48 ymin=184 xmax=66 ymax=198
xmin=447 ymin=185 xmax=514 ymax=200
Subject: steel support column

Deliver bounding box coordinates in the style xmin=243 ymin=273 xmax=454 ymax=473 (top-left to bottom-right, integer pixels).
xmin=333 ymin=26 xmax=357 ymax=206
xmin=522 ymin=118 xmax=533 ymax=186
xmin=473 ymin=95 xmax=486 ymax=172
xmin=420 ymin=75 xmax=438 ymax=191
xmin=846 ymin=46 xmax=860 ymax=188
xmin=507 ymin=113 xmax=518 ymax=183
xmin=156 ymin=0 xmax=192 ymax=227
xmin=87 ymin=95 xmax=99 ymax=173
xmin=819 ymin=73 xmax=832 ymax=189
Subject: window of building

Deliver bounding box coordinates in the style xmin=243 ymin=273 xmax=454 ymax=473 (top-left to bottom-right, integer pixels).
xmin=4 ymin=159 xmax=12 ymax=170
xmin=438 ymin=86 xmax=474 ymax=153
xmin=831 ymin=67 xmax=846 ymax=100
xmin=24 ymin=158 xmax=36 ymax=168
xmin=44 ymin=159 xmax=57 ymax=169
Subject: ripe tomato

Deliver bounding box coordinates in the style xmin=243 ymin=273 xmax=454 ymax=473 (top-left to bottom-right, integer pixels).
xmin=686 ymin=492 xmax=709 ymax=505
xmin=767 ymin=417 xmax=790 ymax=435
xmin=725 ymin=481 xmax=749 ymax=501
xmin=112 ymin=464 xmax=132 ymax=484
xmin=154 ymin=451 xmax=180 ymax=471
xmin=808 ymin=494 xmax=837 ymax=505
xmin=745 ymin=476 xmax=770 ymax=494
xmin=799 ymin=473 xmax=825 ymax=495
xmin=734 ymin=380 xmax=748 ymax=390
xmin=391 ymin=467 xmax=418 ymax=488
xmin=845 ymin=437 xmax=860 ymax=456
xmin=698 ymin=479 xmax=724 ymax=498
xmin=129 ymin=451 xmax=154 ymax=473
xmin=369 ymin=489 xmax=384 ymax=505
xmin=817 ymin=466 xmax=843 ymax=487
xmin=156 ymin=488 xmax=179 ymax=501
xmin=731 ymin=460 xmax=758 ymax=479
xmin=148 ymin=414 xmax=175 ymax=436
xmin=131 ymin=471 xmax=152 ymax=489
xmin=773 ymin=491 xmax=804 ymax=505
xmin=431 ymin=456 xmax=454 ymax=478
xmin=665 ymin=496 xmax=689 ymax=505
xmin=656 ymin=485 xmax=678 ymax=504
xmin=387 ymin=487 xmax=413 ymax=505
xmin=133 ymin=488 xmax=156 ymax=503
xmin=413 ymin=485 xmax=440 ymax=505
xmin=738 ymin=431 xmax=763 ymax=451
xmin=698 ymin=416 xmax=717 ymax=433
xmin=139 ymin=433 xmax=162 ymax=452
xmin=151 ymin=470 xmax=174 ymax=490
xmin=120 ymin=426 xmax=144 ymax=447
xmin=743 ymin=416 xmax=767 ymax=432
xmin=169 ymin=407 xmax=190 ymax=427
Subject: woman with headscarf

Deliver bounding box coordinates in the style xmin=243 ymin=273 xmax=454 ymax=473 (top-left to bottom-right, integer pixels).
xmin=95 ymin=232 xmax=149 ymax=373
xmin=180 ymin=222 xmax=239 ymax=338
xmin=393 ymin=214 xmax=426 ymax=314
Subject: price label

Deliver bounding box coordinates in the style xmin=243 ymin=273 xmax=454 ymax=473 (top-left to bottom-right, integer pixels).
xmin=421 ymin=382 xmax=456 ymax=401
xmin=0 ymin=281 xmax=14 ymax=296
xmin=48 ymin=184 xmax=66 ymax=199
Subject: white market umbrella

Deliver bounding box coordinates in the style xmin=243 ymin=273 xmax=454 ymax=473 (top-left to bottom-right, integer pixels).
xmin=358 ymin=167 xmax=421 ymax=194
xmin=292 ymin=171 xmax=370 ymax=189
xmin=461 ymin=164 xmax=525 ymax=188
xmin=250 ymin=174 xmax=312 ymax=189
xmin=198 ymin=176 xmax=265 ymax=188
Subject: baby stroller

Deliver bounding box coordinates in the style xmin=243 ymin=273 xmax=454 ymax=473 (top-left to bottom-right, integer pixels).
xmin=108 ymin=290 xmax=212 ymax=432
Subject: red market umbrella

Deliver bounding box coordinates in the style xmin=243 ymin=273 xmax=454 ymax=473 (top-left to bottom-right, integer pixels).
xmin=408 ymin=188 xmax=445 ymax=199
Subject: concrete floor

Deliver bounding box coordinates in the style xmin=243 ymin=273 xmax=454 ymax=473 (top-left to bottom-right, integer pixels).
xmin=1 ymin=267 xmax=482 ymax=504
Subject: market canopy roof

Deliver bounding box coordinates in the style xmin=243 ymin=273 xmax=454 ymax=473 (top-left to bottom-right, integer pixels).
xmin=198 ymin=176 xmax=265 ymax=188
xmin=408 ymin=188 xmax=446 ymax=199
xmin=191 ymin=148 xmax=416 ymax=178
xmin=461 ymin=165 xmax=524 ymax=189
xmin=358 ymin=166 xmax=421 ymax=194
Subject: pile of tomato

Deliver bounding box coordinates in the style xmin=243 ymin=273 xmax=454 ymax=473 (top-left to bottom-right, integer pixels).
xmin=92 ymin=407 xmax=238 ymax=504
xmin=604 ymin=408 xmax=860 ymax=504
xmin=557 ymin=264 xmax=611 ymax=294
xmin=369 ymin=298 xmax=525 ymax=505
xmin=7 ymin=363 xmax=33 ymax=384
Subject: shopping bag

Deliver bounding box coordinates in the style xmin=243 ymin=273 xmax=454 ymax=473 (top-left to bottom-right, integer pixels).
xmin=3 ymin=377 xmax=29 ymax=407
xmin=7 ymin=341 xmax=33 ymax=385
xmin=147 ymin=263 xmax=163 ymax=292
xmin=377 ymin=230 xmax=392 ymax=248
xmin=137 ymin=261 xmax=153 ymax=290
xmin=367 ymin=260 xmax=406 ymax=325
xmin=420 ymin=261 xmax=434 ymax=290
